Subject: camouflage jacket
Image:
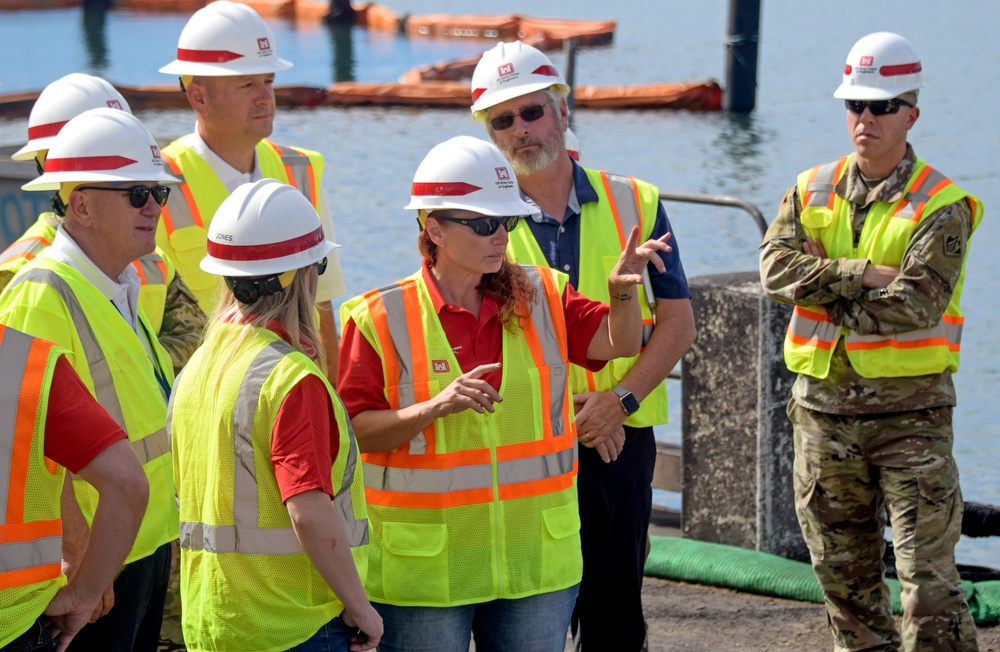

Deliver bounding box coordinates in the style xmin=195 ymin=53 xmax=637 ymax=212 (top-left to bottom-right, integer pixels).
xmin=760 ymin=145 xmax=973 ymax=415
xmin=160 ymin=272 xmax=207 ymax=375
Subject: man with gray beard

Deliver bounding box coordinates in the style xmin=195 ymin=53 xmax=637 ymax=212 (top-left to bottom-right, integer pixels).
xmin=469 ymin=41 xmax=696 ymax=652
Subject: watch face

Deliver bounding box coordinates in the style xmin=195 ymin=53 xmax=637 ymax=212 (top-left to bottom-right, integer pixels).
xmin=621 ymin=392 xmax=640 ymax=415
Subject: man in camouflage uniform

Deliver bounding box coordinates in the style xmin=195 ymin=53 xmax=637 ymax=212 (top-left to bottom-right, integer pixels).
xmin=760 ymin=32 xmax=981 ymax=651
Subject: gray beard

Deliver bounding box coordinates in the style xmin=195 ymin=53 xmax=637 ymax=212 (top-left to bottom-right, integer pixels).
xmin=503 ymin=137 xmax=563 ymax=176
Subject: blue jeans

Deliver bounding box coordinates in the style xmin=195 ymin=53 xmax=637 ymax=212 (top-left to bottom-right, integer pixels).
xmin=286 ymin=616 xmax=358 ymax=652
xmin=2 ymin=618 xmax=54 ymax=652
xmin=374 ymin=585 xmax=579 ymax=652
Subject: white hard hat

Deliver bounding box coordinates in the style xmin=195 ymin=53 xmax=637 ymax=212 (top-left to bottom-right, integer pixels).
xmin=12 ymin=73 xmax=131 ymax=161
xmin=201 ymin=179 xmax=339 ymax=277
xmin=564 ymin=127 xmax=580 ymax=161
xmin=834 ymin=32 xmax=924 ymax=100
xmin=470 ymin=41 xmax=570 ymax=123
xmin=159 ymin=0 xmax=292 ymax=77
xmin=405 ymin=136 xmax=536 ymax=217
xmin=22 ymin=108 xmax=179 ymax=191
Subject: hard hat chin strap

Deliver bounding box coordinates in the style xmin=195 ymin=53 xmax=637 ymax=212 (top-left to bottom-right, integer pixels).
xmin=226 ymin=269 xmax=297 ymax=305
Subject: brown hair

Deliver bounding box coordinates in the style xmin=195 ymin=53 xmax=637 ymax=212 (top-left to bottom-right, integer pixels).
xmin=418 ymin=229 xmax=536 ymax=331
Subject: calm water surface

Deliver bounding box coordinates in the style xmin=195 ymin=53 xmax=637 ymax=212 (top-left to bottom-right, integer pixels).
xmin=1 ymin=0 xmax=997 ymax=565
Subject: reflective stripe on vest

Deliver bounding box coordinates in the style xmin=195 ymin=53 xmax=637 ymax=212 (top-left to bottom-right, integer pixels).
xmin=131 ymin=253 xmax=168 ymax=287
xmin=159 ymin=154 xmax=203 ymax=234
xmin=259 ymin=141 xmax=319 ymax=210
xmin=7 ymin=269 xmax=170 ymax=466
xmin=180 ymin=341 xmax=367 ymax=554
xmin=0 ymin=237 xmax=51 ymax=266
xmin=0 ymin=328 xmax=62 ymax=588
xmin=600 ymin=172 xmax=655 ymax=346
xmin=360 ymin=266 xmax=573 ymax=508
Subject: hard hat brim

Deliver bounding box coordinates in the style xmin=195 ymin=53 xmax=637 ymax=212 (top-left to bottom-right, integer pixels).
xmin=833 ymin=82 xmax=923 ymax=101
xmin=22 ymin=169 xmax=181 ymax=192
xmin=158 ymin=58 xmax=293 ymax=77
xmin=471 ymin=83 xmax=570 ymax=123
xmin=200 ymin=239 xmax=339 ymax=278
xmin=11 ymin=139 xmax=48 ymax=161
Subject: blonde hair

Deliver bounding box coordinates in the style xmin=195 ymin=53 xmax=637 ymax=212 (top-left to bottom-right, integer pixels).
xmin=202 ymin=265 xmax=326 ymax=378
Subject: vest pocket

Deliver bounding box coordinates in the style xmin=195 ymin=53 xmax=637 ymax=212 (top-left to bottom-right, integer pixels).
xmin=381 ymin=522 xmax=448 ymax=602
xmin=541 ymin=502 xmax=582 ymax=587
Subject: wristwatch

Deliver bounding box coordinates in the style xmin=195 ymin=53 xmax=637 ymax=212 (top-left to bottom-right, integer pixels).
xmin=612 ymin=385 xmax=640 ymax=416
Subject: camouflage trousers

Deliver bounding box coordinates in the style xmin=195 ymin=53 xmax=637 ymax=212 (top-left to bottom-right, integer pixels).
xmin=159 ymin=555 xmax=185 ymax=650
xmin=788 ymin=400 xmax=979 ymax=652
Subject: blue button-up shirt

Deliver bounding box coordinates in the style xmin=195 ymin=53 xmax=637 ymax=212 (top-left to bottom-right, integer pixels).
xmin=521 ymin=160 xmax=691 ymax=299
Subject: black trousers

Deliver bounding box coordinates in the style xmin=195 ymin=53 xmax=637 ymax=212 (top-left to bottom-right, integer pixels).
xmin=571 ymin=425 xmax=656 ymax=652
xmin=66 ymin=541 xmax=172 ymax=652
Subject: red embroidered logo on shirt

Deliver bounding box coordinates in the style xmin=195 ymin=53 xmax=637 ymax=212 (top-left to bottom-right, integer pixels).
xmin=432 ymin=360 xmax=450 ymax=373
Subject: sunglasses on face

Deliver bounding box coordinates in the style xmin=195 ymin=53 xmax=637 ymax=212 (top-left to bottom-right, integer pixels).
xmin=433 ymin=214 xmax=521 ymax=236
xmin=845 ymin=98 xmax=914 ymax=116
xmin=488 ymin=101 xmax=553 ymax=131
xmin=314 ymin=257 xmax=328 ymax=276
xmin=76 ymin=184 xmax=171 ymax=208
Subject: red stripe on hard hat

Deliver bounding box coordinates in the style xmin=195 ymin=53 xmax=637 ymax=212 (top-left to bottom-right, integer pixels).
xmin=27 ymin=121 xmax=68 ymax=141
xmin=880 ymin=62 xmax=922 ymax=77
xmin=45 ymin=155 xmax=138 ymax=172
xmin=532 ymin=65 xmax=560 ymax=78
xmin=207 ymin=225 xmax=325 ymax=261
xmin=176 ymin=48 xmax=244 ymax=63
xmin=411 ymin=182 xmax=482 ymax=197
xmin=471 ymin=87 xmax=486 ymax=103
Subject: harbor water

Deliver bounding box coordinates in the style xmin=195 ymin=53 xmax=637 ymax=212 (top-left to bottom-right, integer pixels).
xmin=0 ymin=0 xmax=997 ymax=566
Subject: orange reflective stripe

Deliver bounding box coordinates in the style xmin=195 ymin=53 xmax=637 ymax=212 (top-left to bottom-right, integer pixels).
xmin=6 ymin=338 xmax=51 ymax=523
xmin=291 ymin=146 xmax=318 ymax=206
xmin=131 ymin=259 xmax=147 ymax=284
xmin=910 ymin=177 xmax=952 ymax=223
xmin=801 ymin=165 xmax=820 ymax=209
xmin=155 ymin=259 xmax=167 ymax=280
xmin=160 ymin=153 xmax=203 ymax=233
xmin=498 ymin=469 xmax=576 ymax=501
xmin=599 ymin=171 xmax=628 ymax=250
xmin=787 ymin=305 xmax=837 ymax=350
xmin=830 ymin=157 xmax=848 ymax=208
xmin=0 ymin=518 xmax=61 ymax=542
xmin=264 ymin=141 xmax=299 ymax=191
xmin=365 ymin=447 xmax=492 ymax=470
xmin=364 ymin=485 xmax=494 ymax=509
xmin=401 ymin=282 xmax=437 ymax=452
xmin=0 ymin=236 xmax=52 ymax=265
xmin=0 ymin=562 xmax=61 ymax=590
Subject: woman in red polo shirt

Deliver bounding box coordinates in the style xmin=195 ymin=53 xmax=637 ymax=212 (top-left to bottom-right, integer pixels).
xmin=338 ymin=136 xmax=671 ymax=652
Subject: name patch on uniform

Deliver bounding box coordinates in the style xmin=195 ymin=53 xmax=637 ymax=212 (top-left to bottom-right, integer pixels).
xmin=944 ymin=235 xmax=963 ymax=256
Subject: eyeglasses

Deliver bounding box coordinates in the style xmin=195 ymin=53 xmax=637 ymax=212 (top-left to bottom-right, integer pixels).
xmin=488 ymin=101 xmax=553 ymax=131
xmin=314 ymin=257 xmax=328 ymax=276
xmin=76 ymin=185 xmax=171 ymax=208
xmin=432 ymin=215 xmax=521 ymax=236
xmin=845 ymin=98 xmax=914 ymax=117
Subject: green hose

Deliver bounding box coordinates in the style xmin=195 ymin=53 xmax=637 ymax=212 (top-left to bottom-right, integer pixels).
xmin=644 ymin=535 xmax=1000 ymax=625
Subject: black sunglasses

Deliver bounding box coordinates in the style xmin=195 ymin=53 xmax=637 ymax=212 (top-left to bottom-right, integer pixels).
xmin=314 ymin=257 xmax=328 ymax=276
xmin=845 ymin=98 xmax=914 ymax=117
xmin=76 ymin=185 xmax=171 ymax=208
xmin=433 ymin=215 xmax=521 ymax=236
xmin=488 ymin=101 xmax=553 ymax=131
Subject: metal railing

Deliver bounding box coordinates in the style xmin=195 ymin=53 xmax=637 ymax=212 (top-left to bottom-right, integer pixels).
xmin=659 ymin=190 xmax=768 ymax=239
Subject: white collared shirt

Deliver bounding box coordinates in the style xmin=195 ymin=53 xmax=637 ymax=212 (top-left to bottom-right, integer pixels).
xmin=188 ymin=123 xmax=264 ymax=193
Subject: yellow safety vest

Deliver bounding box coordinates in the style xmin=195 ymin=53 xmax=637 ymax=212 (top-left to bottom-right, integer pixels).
xmin=0 ymin=213 xmax=175 ymax=333
xmin=506 ymin=168 xmax=667 ymax=427
xmin=169 ymin=324 xmax=368 ymax=652
xmin=0 ymin=258 xmax=178 ymax=565
xmin=785 ymin=154 xmax=984 ymax=378
xmin=157 ymin=137 xmax=324 ymax=314
xmin=341 ymin=265 xmax=581 ymax=606
xmin=0 ymin=327 xmax=66 ymax=648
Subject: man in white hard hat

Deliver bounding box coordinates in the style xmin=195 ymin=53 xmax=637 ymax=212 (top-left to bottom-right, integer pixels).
xmin=760 ymin=32 xmax=981 ymax=651
xmin=470 ymin=41 xmax=697 ymax=652
xmin=158 ymin=0 xmax=345 ymax=381
xmin=0 ymin=108 xmax=182 ymax=651
xmin=0 ymin=72 xmax=206 ymax=375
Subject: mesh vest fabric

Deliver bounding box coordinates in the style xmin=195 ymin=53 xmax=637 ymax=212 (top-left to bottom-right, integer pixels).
xmin=157 ymin=137 xmax=324 ymax=314
xmin=169 ymin=324 xmax=368 ymax=651
xmin=786 ymin=155 xmax=984 ymax=378
xmin=505 ymin=167 xmax=668 ymax=427
xmin=0 ymin=328 xmax=67 ymax=647
xmin=342 ymin=265 xmax=582 ymax=607
xmin=0 ymin=258 xmax=178 ymax=565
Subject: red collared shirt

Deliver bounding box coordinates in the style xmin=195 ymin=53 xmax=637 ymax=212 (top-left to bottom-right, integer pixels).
xmin=339 ymin=260 xmax=609 ymax=417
